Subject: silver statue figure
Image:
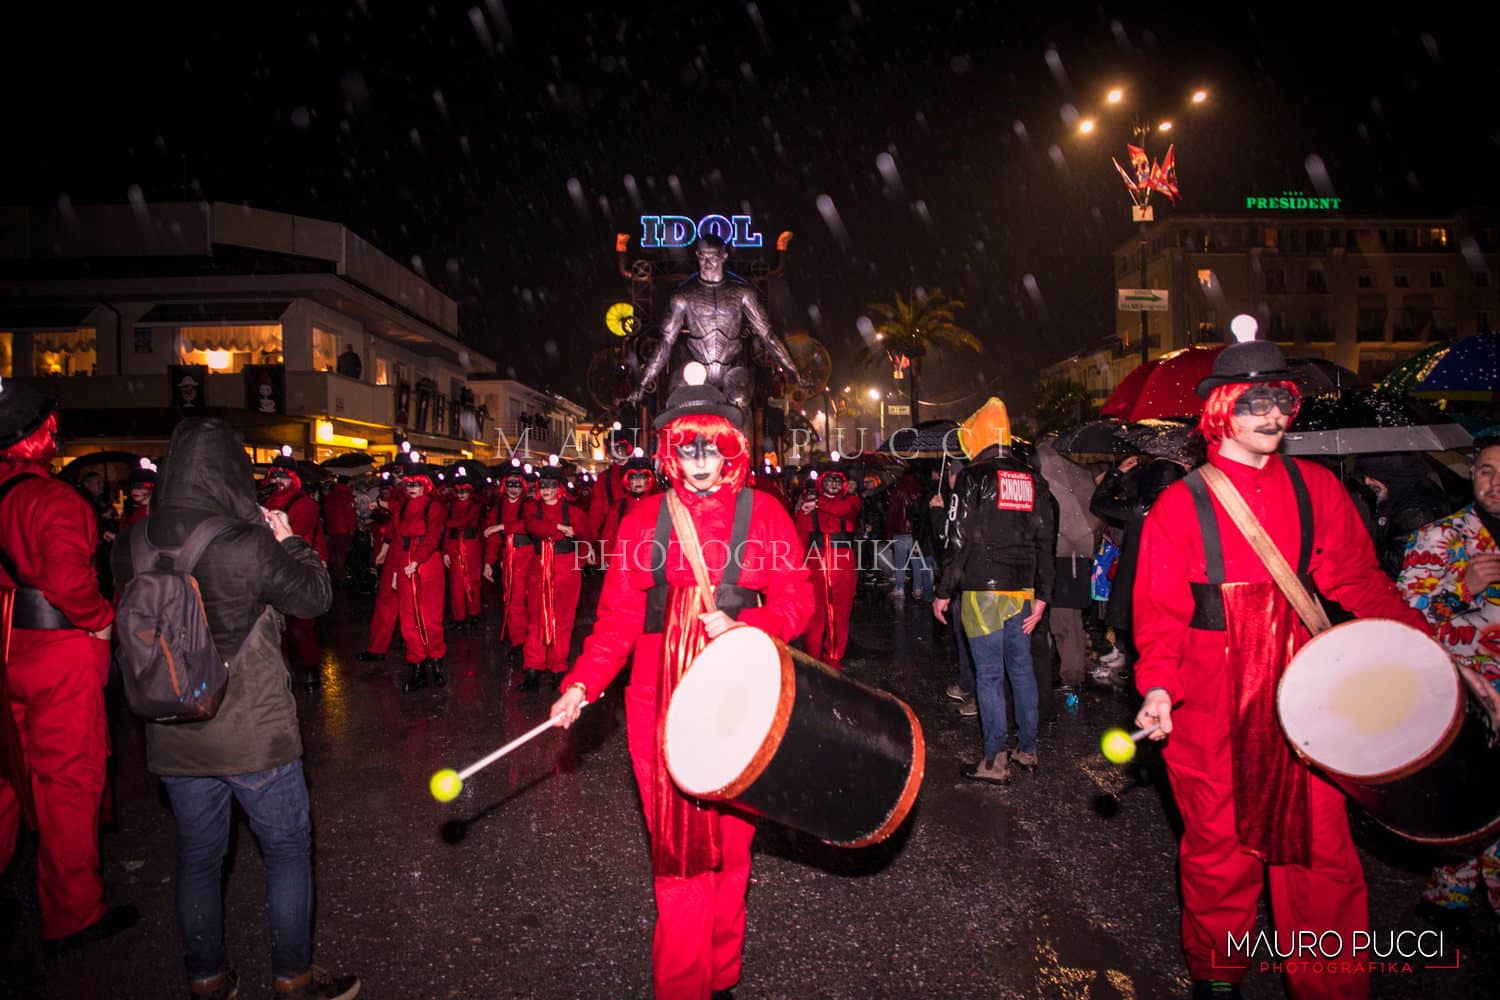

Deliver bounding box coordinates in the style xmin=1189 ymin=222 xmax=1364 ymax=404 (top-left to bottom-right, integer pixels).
xmin=627 ymin=234 xmax=803 ymax=411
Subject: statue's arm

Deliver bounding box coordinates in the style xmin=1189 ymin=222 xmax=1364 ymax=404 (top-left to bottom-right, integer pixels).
xmin=629 ymin=294 xmax=686 ymax=402
xmin=745 ymin=289 xmax=801 ymax=379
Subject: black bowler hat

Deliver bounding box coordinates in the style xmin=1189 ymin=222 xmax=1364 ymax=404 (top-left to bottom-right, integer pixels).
xmin=270 ymin=444 xmax=298 ymax=472
xmin=1196 ymin=341 xmax=1294 ymax=397
xmin=0 ymin=377 xmax=57 ymax=448
xmin=651 ymin=361 xmax=744 ymax=429
xmin=128 ymin=457 xmax=158 ymax=486
xmin=400 ymin=462 xmax=431 ymax=480
xmin=622 ymin=455 xmax=654 ymax=474
xmin=537 ymin=465 xmax=568 ymax=484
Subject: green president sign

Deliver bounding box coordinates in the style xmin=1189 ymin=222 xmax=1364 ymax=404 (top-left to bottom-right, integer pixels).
xmin=1245 ymin=191 xmax=1342 ymax=211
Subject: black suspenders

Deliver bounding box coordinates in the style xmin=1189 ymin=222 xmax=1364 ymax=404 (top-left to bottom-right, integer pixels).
xmin=644 ymin=489 xmax=757 ymax=633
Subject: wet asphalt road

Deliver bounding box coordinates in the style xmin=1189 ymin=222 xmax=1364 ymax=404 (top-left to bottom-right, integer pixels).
xmin=3 ymin=576 xmax=1497 ymax=999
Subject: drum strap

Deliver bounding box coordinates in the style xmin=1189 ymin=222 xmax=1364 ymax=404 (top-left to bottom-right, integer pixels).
xmin=1185 ymin=459 xmax=1317 ymax=631
xmin=644 ymin=490 xmax=758 ymax=633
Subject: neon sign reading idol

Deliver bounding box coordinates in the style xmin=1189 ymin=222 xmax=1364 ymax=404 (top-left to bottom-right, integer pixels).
xmin=639 ymin=214 xmax=763 ymax=249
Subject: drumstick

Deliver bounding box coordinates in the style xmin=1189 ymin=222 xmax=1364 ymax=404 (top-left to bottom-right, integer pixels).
xmin=429 ymin=702 xmax=588 ymax=802
xmin=1100 ymin=723 xmax=1162 ymax=764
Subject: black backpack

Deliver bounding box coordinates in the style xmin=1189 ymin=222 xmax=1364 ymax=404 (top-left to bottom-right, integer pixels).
xmin=115 ymin=516 xmax=236 ymax=723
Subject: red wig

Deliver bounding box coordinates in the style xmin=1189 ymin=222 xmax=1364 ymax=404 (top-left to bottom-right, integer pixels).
xmin=0 ymin=413 xmax=59 ymax=465
xmin=656 ymin=413 xmax=749 ymax=491
xmin=1197 ymin=380 xmax=1300 ymax=448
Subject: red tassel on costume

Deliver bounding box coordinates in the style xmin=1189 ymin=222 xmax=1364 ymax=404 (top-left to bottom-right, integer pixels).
xmin=539 ymin=540 xmax=557 ymax=648
xmin=499 ymin=537 xmax=516 ymax=643
xmin=1222 ymin=580 xmax=1312 ymax=866
xmin=820 ymin=559 xmax=837 ymax=657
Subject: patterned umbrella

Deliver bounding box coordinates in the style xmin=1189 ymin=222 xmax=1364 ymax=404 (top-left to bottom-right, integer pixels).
xmin=1411 ymin=331 xmax=1500 ymax=402
xmin=1100 ymin=345 xmax=1224 ymax=422
xmin=1053 ymin=419 xmax=1132 ymax=456
xmin=1375 ymin=342 xmax=1449 ymax=396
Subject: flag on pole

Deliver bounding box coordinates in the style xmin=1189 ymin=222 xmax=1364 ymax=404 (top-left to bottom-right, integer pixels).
xmin=1149 ymin=144 xmax=1181 ymax=203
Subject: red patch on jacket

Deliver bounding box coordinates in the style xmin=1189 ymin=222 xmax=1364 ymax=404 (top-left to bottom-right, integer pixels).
xmin=995 ymin=470 xmax=1035 ymax=512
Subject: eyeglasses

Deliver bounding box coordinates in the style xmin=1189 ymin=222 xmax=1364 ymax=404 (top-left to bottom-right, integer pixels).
xmin=1232 ymin=387 xmax=1299 ymax=417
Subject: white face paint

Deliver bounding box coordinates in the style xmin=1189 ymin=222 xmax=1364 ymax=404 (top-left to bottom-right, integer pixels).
xmin=676 ymin=438 xmax=726 ymax=490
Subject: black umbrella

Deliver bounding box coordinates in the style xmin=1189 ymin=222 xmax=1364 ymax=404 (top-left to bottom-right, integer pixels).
xmin=1287 ymin=358 xmax=1369 ymax=394
xmin=882 ymin=420 xmax=962 ymax=459
xmin=1282 ymin=390 xmax=1473 ymax=456
xmin=1052 ymin=419 xmax=1131 ymax=456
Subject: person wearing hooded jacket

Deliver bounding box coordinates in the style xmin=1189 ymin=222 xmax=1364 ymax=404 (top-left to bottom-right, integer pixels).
xmin=111 ymin=418 xmax=357 ymax=1000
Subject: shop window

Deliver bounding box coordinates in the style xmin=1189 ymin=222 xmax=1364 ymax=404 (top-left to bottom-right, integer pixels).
xmin=375 ymin=356 xmax=391 ymax=386
xmin=0 ymin=332 xmax=13 ymax=377
xmin=177 ymin=325 xmax=282 ymax=373
xmin=32 ymin=328 xmax=98 ymax=376
xmin=312 ymin=327 xmax=340 ymax=373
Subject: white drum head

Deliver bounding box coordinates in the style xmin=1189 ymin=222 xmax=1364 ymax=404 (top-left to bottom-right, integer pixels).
xmin=1278 ymin=619 xmax=1457 ymax=779
xmin=664 ymin=627 xmax=784 ymax=797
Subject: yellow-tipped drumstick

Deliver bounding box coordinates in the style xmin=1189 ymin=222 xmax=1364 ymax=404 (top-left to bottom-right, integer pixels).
xmin=429 ymin=702 xmax=588 ymax=802
xmin=1100 ymin=723 xmax=1161 ymax=765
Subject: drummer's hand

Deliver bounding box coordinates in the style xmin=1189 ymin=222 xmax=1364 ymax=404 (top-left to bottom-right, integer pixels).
xmin=1021 ymin=599 xmax=1047 ymax=635
xmin=1458 ymin=666 xmax=1500 ymax=730
xmin=1135 ymin=688 xmax=1173 ymax=740
xmin=699 ymin=610 xmax=734 ymax=638
xmin=932 ymin=597 xmax=950 ymax=624
xmin=550 ymin=685 xmax=587 ymax=729
xmin=1465 ymin=552 xmax=1500 ymax=596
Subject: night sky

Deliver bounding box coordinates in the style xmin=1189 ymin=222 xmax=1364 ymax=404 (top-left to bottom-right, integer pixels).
xmin=6 ymin=3 xmax=1499 ymax=413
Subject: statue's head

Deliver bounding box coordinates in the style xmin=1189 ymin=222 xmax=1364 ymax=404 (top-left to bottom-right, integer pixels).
xmin=695 ymin=234 xmax=728 ymax=279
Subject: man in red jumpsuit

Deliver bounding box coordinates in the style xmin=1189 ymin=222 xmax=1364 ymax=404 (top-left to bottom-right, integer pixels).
xmin=120 ymin=457 xmax=156 ymax=530
xmin=1132 ymin=340 xmax=1431 ymax=1000
xmin=587 ymin=427 xmax=640 ymax=541
xmin=519 ymin=464 xmax=591 ymax=691
xmin=0 ymin=383 xmax=137 ymax=954
xmin=321 ymin=475 xmax=357 ymax=586
xmin=795 ymin=459 xmax=861 ymax=668
xmin=262 ymin=447 xmax=327 ymax=686
xmin=483 ymin=463 xmax=534 ymax=662
xmin=358 ymin=474 xmax=404 ymax=663
xmin=598 ymin=453 xmax=659 ymax=555
xmin=393 ymin=459 xmax=448 ymax=691
xmin=551 ymin=366 xmax=811 ymax=1000
xmin=443 ymin=464 xmax=485 ymax=631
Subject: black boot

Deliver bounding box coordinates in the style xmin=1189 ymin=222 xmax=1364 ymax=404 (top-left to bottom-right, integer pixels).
xmin=518 ymin=668 xmax=541 ymax=691
xmin=41 ymin=904 xmax=139 ymax=957
xmin=430 ymin=658 xmax=447 ymax=688
xmin=402 ymin=661 xmax=428 ymax=693
xmin=506 ymin=644 xmax=524 ymax=664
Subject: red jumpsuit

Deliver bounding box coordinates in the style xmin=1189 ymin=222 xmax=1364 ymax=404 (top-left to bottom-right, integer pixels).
xmin=322 ymin=481 xmax=357 ymax=583
xmin=523 ymin=498 xmax=591 ymax=674
xmin=484 ymin=495 xmax=534 ymax=647
xmin=795 ymin=490 xmax=862 ymax=666
xmin=599 ymin=491 xmax=654 ymax=559
xmin=587 ymin=463 xmax=631 ymax=541
xmin=365 ymin=492 xmax=404 ymax=655
xmin=566 ymin=485 xmax=812 ymax=999
xmin=443 ymin=493 xmax=484 ymax=621
xmin=265 ymin=482 xmax=326 ymax=671
xmin=0 ymin=463 xmax=115 ymax=941
xmin=1134 ymin=452 xmax=1430 ymax=1000
xmin=393 ymin=491 xmax=447 ymax=663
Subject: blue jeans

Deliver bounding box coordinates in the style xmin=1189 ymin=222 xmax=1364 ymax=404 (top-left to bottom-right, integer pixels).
xmin=161 ymin=760 xmax=313 ymax=981
xmin=887 ymin=534 xmax=934 ymax=600
xmin=952 ymin=592 xmax=975 ymax=696
xmin=967 ymin=605 xmax=1039 ymax=760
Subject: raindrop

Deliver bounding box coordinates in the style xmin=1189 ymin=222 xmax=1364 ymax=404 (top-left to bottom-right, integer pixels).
xmin=543 ymin=339 xmax=559 ymax=360
xmin=432 ymin=90 xmax=449 ymax=119
xmin=1047 ymin=144 xmax=1067 ymax=172
xmin=485 ymin=0 xmax=514 ymax=42
xmin=949 ymin=54 xmax=972 ymax=76
xmin=744 ymin=2 xmax=769 ymax=46
xmin=1012 ymin=120 xmax=1030 ymax=145
xmin=1022 ymin=273 xmax=1047 ymax=318
xmin=1059 ymin=104 xmax=1079 ymax=127
xmin=468 ymin=7 xmax=495 ymax=53
xmin=410 ymin=255 xmax=426 ymax=277
xmin=1421 ymin=32 xmax=1440 ymax=62
xmin=1044 ymin=46 xmax=1069 ymax=90
xmin=1110 ymin=20 xmax=1129 ymax=48
xmin=815 ymin=194 xmax=849 ymax=247
xmin=1304 ymin=154 xmax=1335 ymax=197
xmin=56 ymin=193 xmax=76 ymax=227
xmin=807 ymin=304 xmax=823 ymax=328
xmin=409 ymin=128 xmax=423 ymax=152
xmin=740 ymin=61 xmax=756 ymax=85
xmin=458 ymin=349 xmax=471 ymax=368
xmin=913 ymin=200 xmax=932 ymax=229
xmin=875 ymin=152 xmax=902 ymax=196
xmin=566 ymin=177 xmax=588 ymax=216
xmin=667 ymin=174 xmax=684 ymax=206
xmin=126 ymin=184 xmax=147 ymax=211
xmin=856 ymin=315 xmax=875 ymax=342
xmin=623 ymin=174 xmax=641 ymax=209
xmin=446 ymin=257 xmax=460 ymax=276
xmin=290 ymin=106 xmax=311 ymax=130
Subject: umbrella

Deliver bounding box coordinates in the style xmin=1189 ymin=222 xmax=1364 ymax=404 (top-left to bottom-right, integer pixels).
xmin=59 ymin=451 xmax=144 ymax=496
xmin=1099 ymin=358 xmax=1160 ymax=420
xmin=1376 ymin=343 xmax=1450 ymax=396
xmin=296 ymin=460 xmax=332 ymax=485
xmin=1116 ymin=418 xmax=1199 ymax=463
xmin=1411 ymin=331 xmax=1500 ymax=402
xmin=882 ymin=420 xmax=963 ymax=459
xmin=1053 ymin=419 xmax=1131 ymax=456
xmin=1100 ymin=345 xmax=1224 ymax=422
xmin=1287 ymin=358 xmax=1369 ymax=393
xmin=1281 ymin=390 xmax=1473 ymax=456
xmin=320 ymin=452 xmax=375 ymax=477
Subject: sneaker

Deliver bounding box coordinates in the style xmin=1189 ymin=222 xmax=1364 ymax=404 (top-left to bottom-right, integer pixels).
xmin=272 ymin=965 xmax=360 ymax=1000
xmin=957 ymin=697 xmax=979 ymax=717
xmin=189 ymin=969 xmax=239 ymax=999
xmin=961 ymin=754 xmax=1012 ymax=785
xmin=944 ymin=683 xmax=968 ymax=702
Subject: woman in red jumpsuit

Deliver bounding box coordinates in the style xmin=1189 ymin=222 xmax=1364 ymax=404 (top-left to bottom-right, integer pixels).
xmin=1132 ymin=341 xmax=1431 ymax=1000
xmin=358 ymin=476 xmax=404 ymax=662
xmin=519 ymin=464 xmax=591 ymax=691
xmin=483 ymin=464 xmax=535 ymax=661
xmin=443 ymin=465 xmax=485 ymax=630
xmin=392 ymin=460 xmax=447 ymax=692
xmin=794 ymin=460 xmax=861 ymax=668
xmin=551 ymin=369 xmax=812 ymax=1000
xmin=0 ymin=386 xmax=136 ymax=954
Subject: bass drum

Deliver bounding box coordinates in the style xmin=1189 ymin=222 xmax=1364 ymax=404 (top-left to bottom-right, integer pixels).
xmin=664 ymin=626 xmax=924 ymax=847
xmin=1277 ymin=618 xmax=1500 ymax=845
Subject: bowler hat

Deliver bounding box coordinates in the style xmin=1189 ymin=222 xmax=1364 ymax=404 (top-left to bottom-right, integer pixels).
xmin=0 ymin=378 xmax=57 ymax=448
xmin=1196 ymin=341 xmax=1294 ymax=397
xmin=652 ymin=362 xmax=744 ymax=429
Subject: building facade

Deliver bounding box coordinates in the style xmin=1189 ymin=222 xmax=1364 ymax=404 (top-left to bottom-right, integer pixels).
xmin=468 ymin=378 xmax=586 ymax=468
xmin=0 ymin=201 xmax=496 ymax=464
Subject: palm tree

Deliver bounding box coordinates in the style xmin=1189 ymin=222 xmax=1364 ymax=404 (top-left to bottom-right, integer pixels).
xmin=860 ymin=289 xmax=982 ymax=424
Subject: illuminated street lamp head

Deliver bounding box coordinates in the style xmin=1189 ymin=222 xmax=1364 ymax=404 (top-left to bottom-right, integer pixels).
xmin=1106 ymin=87 xmax=1124 ymax=105
xmin=866 ymin=388 xmax=880 ymax=401
xmin=1191 ymin=89 xmax=1209 ymax=104
xmin=1078 ymin=118 xmax=1096 ymax=136
xmin=1158 ymin=121 xmax=1173 ymax=133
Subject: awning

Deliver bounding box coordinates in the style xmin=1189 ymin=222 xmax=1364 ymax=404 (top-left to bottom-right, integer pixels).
xmin=0 ymin=303 xmax=97 ymax=329
xmin=136 ymin=302 xmax=291 ymax=325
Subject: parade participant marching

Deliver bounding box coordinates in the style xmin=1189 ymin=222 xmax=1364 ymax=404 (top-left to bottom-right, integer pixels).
xmin=356 ymin=473 xmax=404 ymax=663
xmin=0 ymin=381 xmax=137 ymax=954
xmin=1131 ymin=340 xmax=1431 ymax=1000
xmin=794 ymin=457 xmax=861 ymax=668
xmin=120 ymin=457 xmax=157 ymax=530
xmin=321 ymin=475 xmax=357 ymax=587
xmin=587 ymin=426 xmax=641 ymax=541
xmin=443 ymin=465 xmax=484 ymax=631
xmin=392 ymin=457 xmax=448 ymax=692
xmin=518 ymin=460 xmax=591 ymax=691
xmin=598 ymin=451 xmax=659 ymax=553
xmin=482 ymin=462 xmax=535 ymax=662
xmin=262 ymin=446 xmax=327 ymax=687
xmin=550 ymin=363 xmax=812 ymax=1000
